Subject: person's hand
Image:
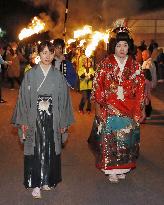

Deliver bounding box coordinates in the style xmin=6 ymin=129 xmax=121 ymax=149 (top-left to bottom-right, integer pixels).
xmin=134 ymin=114 xmax=145 ymax=124
xmin=134 ymin=116 xmax=140 ymax=123
xmin=21 ymin=125 xmax=28 ymax=140
xmin=5 ymin=61 xmax=12 ymax=65
xmin=60 ymin=127 xmax=68 ymax=134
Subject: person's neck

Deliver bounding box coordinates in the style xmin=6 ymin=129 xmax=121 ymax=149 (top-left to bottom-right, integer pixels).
xmin=55 ymin=56 xmax=61 ymax=60
xmin=40 ymin=62 xmax=51 ymax=70
xmin=115 ymin=55 xmax=127 ymax=64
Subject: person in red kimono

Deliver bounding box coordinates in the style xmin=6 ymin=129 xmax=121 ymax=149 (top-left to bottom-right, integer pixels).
xmin=89 ymin=28 xmax=145 ymax=183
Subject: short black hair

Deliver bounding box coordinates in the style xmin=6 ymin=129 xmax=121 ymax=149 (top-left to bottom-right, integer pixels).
xmin=53 ymin=38 xmax=65 ymax=48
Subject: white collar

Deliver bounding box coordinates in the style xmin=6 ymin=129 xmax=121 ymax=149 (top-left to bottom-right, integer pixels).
xmin=39 ymin=63 xmax=51 ymax=77
xmin=114 ymin=55 xmax=128 ymax=72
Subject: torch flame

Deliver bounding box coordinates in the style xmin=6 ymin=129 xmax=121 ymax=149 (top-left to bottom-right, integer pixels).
xmin=79 ymin=39 xmax=86 ymax=47
xmin=18 ymin=16 xmax=45 ymax=40
xmin=85 ymin=31 xmax=109 ymax=57
xmin=67 ymin=39 xmax=76 ymax=45
xmin=67 ymin=25 xmax=109 ymax=58
xmin=74 ymin=25 xmax=92 ymax=39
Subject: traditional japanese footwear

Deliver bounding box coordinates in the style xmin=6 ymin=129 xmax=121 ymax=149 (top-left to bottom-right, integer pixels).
xmin=32 ymin=187 xmax=41 ymax=199
xmin=42 ymin=185 xmax=51 ymax=191
xmin=108 ymin=174 xmax=119 ymax=183
xmin=117 ymin=174 xmax=126 ymax=180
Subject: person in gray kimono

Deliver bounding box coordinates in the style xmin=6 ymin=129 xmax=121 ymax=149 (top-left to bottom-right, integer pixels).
xmin=12 ymin=41 xmax=74 ymax=199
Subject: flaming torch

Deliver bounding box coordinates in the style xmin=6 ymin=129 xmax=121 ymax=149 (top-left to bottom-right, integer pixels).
xmin=74 ymin=25 xmax=92 ymax=39
xmin=85 ymin=31 xmax=109 ymax=57
xmin=18 ymin=16 xmax=46 ymax=41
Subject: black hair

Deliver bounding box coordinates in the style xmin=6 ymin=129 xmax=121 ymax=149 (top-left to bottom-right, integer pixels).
xmin=38 ymin=41 xmax=54 ymax=53
xmin=108 ymin=31 xmax=134 ymax=56
xmin=53 ymin=38 xmax=65 ymax=49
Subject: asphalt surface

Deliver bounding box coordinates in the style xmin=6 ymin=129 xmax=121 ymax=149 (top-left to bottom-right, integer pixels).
xmin=0 ymin=83 xmax=164 ymax=205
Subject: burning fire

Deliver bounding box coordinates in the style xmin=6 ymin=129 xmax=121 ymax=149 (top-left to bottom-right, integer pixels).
xmin=74 ymin=25 xmax=92 ymax=39
xmin=18 ymin=16 xmax=45 ymax=40
xmin=68 ymin=25 xmax=109 ymax=57
xmin=85 ymin=31 xmax=109 ymax=57
xmin=79 ymin=39 xmax=86 ymax=47
xmin=67 ymin=39 xmax=76 ymax=45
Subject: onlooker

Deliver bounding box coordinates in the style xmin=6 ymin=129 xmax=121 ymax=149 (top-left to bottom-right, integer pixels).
xmin=78 ymin=57 xmax=95 ymax=114
xmin=143 ymin=69 xmax=153 ymax=120
xmin=142 ymin=49 xmax=157 ymax=89
xmin=6 ymin=46 xmax=21 ymax=89
xmin=53 ymin=38 xmax=77 ymax=89
xmin=0 ymin=46 xmax=11 ymax=103
xmin=157 ymin=48 xmax=164 ymax=83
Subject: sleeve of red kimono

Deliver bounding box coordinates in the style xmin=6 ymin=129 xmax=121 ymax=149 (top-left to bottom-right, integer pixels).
xmin=91 ymin=66 xmax=106 ymax=106
xmin=133 ymin=69 xmax=145 ymax=120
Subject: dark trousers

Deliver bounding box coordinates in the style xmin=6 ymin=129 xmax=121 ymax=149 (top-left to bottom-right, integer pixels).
xmin=8 ymin=77 xmax=21 ymax=89
xmin=145 ymin=101 xmax=152 ymax=117
xmin=79 ymin=89 xmax=92 ymax=111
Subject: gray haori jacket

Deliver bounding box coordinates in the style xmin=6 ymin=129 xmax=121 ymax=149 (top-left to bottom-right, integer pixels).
xmin=11 ymin=65 xmax=74 ymax=155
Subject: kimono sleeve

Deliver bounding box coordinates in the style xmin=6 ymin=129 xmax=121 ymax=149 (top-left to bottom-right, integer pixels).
xmin=11 ymin=72 xmax=31 ymax=126
xmin=59 ymin=76 xmax=74 ymax=128
xmin=91 ymin=66 xmax=106 ymax=105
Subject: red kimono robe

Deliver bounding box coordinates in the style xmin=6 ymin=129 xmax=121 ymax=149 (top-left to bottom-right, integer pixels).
xmin=91 ymin=54 xmax=145 ymax=173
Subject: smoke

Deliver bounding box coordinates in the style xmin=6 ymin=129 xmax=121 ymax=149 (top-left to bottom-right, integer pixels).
xmin=22 ymin=0 xmax=142 ymax=38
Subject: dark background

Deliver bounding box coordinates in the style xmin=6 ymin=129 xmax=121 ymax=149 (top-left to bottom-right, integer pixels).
xmin=0 ymin=0 xmax=164 ymax=41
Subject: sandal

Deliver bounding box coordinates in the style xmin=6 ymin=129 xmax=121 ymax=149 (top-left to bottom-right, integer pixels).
xmin=117 ymin=174 xmax=126 ymax=180
xmin=108 ymin=174 xmax=119 ymax=183
xmin=42 ymin=185 xmax=51 ymax=191
xmin=32 ymin=187 xmax=41 ymax=199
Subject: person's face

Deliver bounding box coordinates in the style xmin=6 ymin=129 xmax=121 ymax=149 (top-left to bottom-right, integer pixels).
xmin=115 ymin=41 xmax=129 ymax=58
xmin=142 ymin=51 xmax=149 ymax=61
xmin=39 ymin=46 xmax=54 ymax=65
xmin=54 ymin=45 xmax=63 ymax=57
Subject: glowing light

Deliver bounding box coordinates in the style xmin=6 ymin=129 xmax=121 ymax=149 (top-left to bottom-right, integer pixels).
xmin=67 ymin=39 xmax=76 ymax=45
xmin=18 ymin=16 xmax=45 ymax=40
xmin=85 ymin=31 xmax=109 ymax=57
xmin=74 ymin=25 xmax=92 ymax=39
xmin=79 ymin=39 xmax=86 ymax=47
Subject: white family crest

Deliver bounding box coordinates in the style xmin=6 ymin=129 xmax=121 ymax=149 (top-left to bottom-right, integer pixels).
xmin=38 ymin=99 xmax=51 ymax=115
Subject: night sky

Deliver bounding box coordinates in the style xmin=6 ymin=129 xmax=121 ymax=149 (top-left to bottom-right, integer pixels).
xmin=0 ymin=0 xmax=164 ymax=41
xmin=0 ymin=0 xmax=46 ymax=41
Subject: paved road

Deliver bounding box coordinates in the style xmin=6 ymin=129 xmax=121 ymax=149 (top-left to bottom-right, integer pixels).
xmin=0 ymin=84 xmax=164 ymax=205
